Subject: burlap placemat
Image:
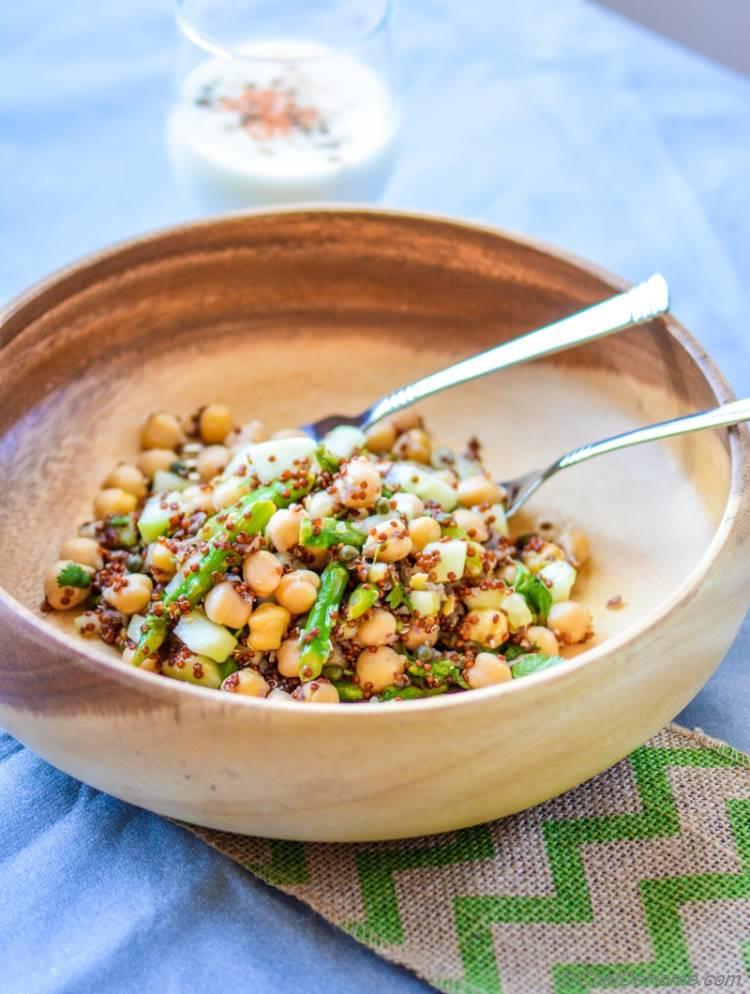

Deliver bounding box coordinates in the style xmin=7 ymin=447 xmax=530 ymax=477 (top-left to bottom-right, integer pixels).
xmin=182 ymin=723 xmax=750 ymax=994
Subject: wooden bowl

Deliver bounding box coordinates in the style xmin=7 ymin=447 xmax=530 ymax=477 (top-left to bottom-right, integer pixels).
xmin=1 ymin=208 xmax=748 ymax=841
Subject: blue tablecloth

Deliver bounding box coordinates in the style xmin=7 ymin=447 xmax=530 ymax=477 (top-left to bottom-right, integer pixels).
xmin=2 ymin=2 xmax=750 ymax=991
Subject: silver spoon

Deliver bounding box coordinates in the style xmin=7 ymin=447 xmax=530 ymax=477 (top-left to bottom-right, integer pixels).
xmin=304 ymin=273 xmax=669 ymax=440
xmin=503 ymin=397 xmax=750 ymax=517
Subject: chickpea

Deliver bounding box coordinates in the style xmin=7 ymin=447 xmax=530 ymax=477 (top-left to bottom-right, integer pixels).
xmin=363 ymin=518 xmax=413 ymax=562
xmin=338 ymin=457 xmax=382 ymax=509
xmin=276 ymin=637 xmax=301 ymax=678
xmin=247 ymin=603 xmax=291 ymax=651
xmin=137 ymin=448 xmax=178 ymax=480
xmin=145 ymin=540 xmax=177 ymax=580
xmin=466 ymin=652 xmax=512 ymax=689
xmin=94 ymin=487 xmax=137 ymax=519
xmin=408 ymin=515 xmax=442 ymax=552
xmin=212 ymin=477 xmax=251 ymax=511
xmin=275 ymin=570 xmax=320 ymax=615
xmin=461 ymin=608 xmax=509 ymax=649
xmin=547 ymin=601 xmax=592 ymax=645
xmin=102 ymin=573 xmax=153 ymax=615
xmin=74 ymin=610 xmax=102 ymax=637
xmin=139 ymin=655 xmax=161 ymax=675
xmin=458 ymin=474 xmax=503 ymax=508
xmin=299 ymin=546 xmax=328 ymax=570
xmin=226 ymin=419 xmax=269 ymax=447
xmin=221 ymin=668 xmax=270 ymax=698
xmin=453 ymin=509 xmax=489 ymax=543
xmin=526 ymin=625 xmax=560 ymax=657
xmin=266 ymin=507 xmax=303 ymax=552
xmin=140 ymin=412 xmax=185 ymax=450
xmin=355 ymin=646 xmax=406 ymax=694
xmin=103 ymin=463 xmax=147 ymax=500
xmin=198 ymin=403 xmax=233 ymax=444
xmin=522 ymin=541 xmax=565 ymax=574
xmin=242 ymin=550 xmax=283 ymax=597
xmin=122 ymin=645 xmax=158 ymax=673
xmin=357 ymin=608 xmax=397 ymax=647
xmin=59 ymin=537 xmax=103 ymax=571
xmin=44 ymin=560 xmax=94 ymax=610
xmin=296 ymin=679 xmax=340 ymax=704
xmin=559 ymin=527 xmax=590 ymax=567
xmin=364 ymin=420 xmax=397 ymax=454
xmin=197 ymin=444 xmax=230 ymax=481
xmin=205 ymin=580 xmax=252 ymax=629
xmin=400 ymin=622 xmax=439 ymax=650
xmin=394 ymin=428 xmax=431 ymax=464
xmin=390 ymin=409 xmax=422 ymax=433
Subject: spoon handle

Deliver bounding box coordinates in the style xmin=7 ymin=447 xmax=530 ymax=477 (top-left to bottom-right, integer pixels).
xmin=555 ymin=397 xmax=750 ymax=473
xmin=360 ymin=273 xmax=669 ymax=430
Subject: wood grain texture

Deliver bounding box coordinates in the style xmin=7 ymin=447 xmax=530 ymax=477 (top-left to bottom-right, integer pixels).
xmin=0 ymin=207 xmax=748 ymax=841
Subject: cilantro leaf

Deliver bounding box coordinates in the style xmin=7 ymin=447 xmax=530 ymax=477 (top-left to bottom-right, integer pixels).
xmin=315 ymin=445 xmax=341 ymax=475
xmin=511 ymin=653 xmax=565 ymax=679
xmin=386 ymin=582 xmax=407 ymax=609
xmin=513 ymin=563 xmax=552 ymax=621
xmin=56 ymin=563 xmax=92 ymax=589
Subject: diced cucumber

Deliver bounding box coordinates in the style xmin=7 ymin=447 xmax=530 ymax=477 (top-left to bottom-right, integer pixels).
xmin=500 ymin=592 xmax=533 ymax=631
xmin=346 ymin=584 xmax=378 ymax=620
xmin=250 ymin=437 xmax=318 ymax=484
xmin=538 ymin=561 xmax=577 ymax=603
xmin=387 ymin=463 xmax=457 ymax=511
xmin=409 ymin=589 xmax=440 ymax=617
xmin=138 ymin=492 xmax=181 ymax=543
xmin=390 ymin=492 xmax=423 ymax=519
xmin=162 ymin=652 xmax=224 ymax=689
xmin=323 ymin=425 xmax=366 ymax=459
xmin=127 ymin=613 xmax=146 ymax=644
xmin=153 ymin=469 xmax=191 ymax=493
xmin=174 ymin=610 xmax=238 ymax=662
xmin=222 ymin=442 xmax=255 ymax=479
xmin=422 ymin=539 xmax=467 ymax=582
xmin=463 ymin=588 xmax=504 ymax=610
xmin=486 ymin=502 xmax=510 ymax=539
xmin=464 ymin=540 xmax=484 ymax=578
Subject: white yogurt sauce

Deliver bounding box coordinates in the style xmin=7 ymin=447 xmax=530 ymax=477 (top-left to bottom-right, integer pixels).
xmin=167 ymin=40 xmax=398 ymax=210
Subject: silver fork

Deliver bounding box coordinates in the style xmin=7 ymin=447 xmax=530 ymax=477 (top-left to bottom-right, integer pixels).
xmin=503 ymin=397 xmax=750 ymax=517
xmin=303 ymin=274 xmax=669 ymax=440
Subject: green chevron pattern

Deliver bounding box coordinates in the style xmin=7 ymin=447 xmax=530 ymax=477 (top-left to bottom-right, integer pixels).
xmin=441 ymin=748 xmax=750 ymax=993
xmin=185 ymin=726 xmax=750 ymax=994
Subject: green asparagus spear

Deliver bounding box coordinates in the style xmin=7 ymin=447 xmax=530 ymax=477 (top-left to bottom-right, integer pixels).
xmin=332 ymin=682 xmax=366 ymax=702
xmin=298 ymin=516 xmax=366 ymax=549
xmin=406 ymin=656 xmax=468 ymax=689
xmin=379 ymin=684 xmax=450 ymax=701
xmin=346 ymin=584 xmax=378 ymax=620
xmin=297 ymin=562 xmax=349 ymax=681
xmin=198 ymin=476 xmax=314 ymax=542
xmin=131 ymin=497 xmax=276 ymax=666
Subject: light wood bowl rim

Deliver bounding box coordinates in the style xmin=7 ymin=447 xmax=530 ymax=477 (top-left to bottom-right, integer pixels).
xmin=1 ymin=205 xmax=746 ymax=719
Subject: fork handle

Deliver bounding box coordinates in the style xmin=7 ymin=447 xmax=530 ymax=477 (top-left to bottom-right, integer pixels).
xmin=556 ymin=397 xmax=750 ymax=472
xmin=360 ymin=273 xmax=669 ymax=430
